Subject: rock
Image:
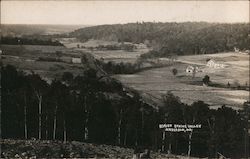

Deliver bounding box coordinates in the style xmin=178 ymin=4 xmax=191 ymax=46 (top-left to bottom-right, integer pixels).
xmin=14 ymin=154 xmax=20 ymax=158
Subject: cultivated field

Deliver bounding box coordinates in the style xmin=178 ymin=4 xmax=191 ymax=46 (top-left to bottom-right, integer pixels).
xmin=89 ymin=49 xmax=149 ymax=63
xmin=177 ymin=52 xmax=249 ymax=85
xmin=114 ymin=52 xmax=249 ymax=109
xmin=1 ymin=45 xmax=86 ymax=83
xmin=61 ymin=39 xmax=150 ymax=63
xmin=2 ymin=43 xmax=248 ymax=109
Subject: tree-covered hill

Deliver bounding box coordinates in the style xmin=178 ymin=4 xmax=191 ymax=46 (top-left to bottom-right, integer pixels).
xmin=70 ymin=22 xmax=250 ymax=56
xmin=1 ymin=64 xmax=249 ymax=158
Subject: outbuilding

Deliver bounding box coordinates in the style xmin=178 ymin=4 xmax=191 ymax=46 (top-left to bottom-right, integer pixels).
xmin=72 ymin=57 xmax=82 ymax=64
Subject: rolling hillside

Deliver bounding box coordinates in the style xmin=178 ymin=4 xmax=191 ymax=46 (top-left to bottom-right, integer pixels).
xmin=69 ymin=22 xmax=250 ymax=56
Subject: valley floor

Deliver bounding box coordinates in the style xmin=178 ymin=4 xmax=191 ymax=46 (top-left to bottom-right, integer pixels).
xmin=113 ymin=52 xmax=249 ymax=109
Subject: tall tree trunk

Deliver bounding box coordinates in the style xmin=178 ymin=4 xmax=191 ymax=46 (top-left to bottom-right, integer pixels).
xmin=154 ymin=130 xmax=158 ymax=151
xmin=168 ymin=133 xmax=172 ymax=154
xmin=161 ymin=131 xmax=166 ymax=152
xmin=118 ymin=109 xmax=123 ymax=145
xmin=135 ymin=129 xmax=138 ymax=147
xmin=168 ymin=142 xmax=172 ymax=154
xmin=53 ymin=104 xmax=58 ymax=140
xmin=45 ymin=115 xmax=48 ymax=140
xmin=38 ymin=95 xmax=42 ymax=140
xmin=207 ymin=119 xmax=215 ymax=157
xmin=123 ymin=126 xmax=127 ymax=146
xmin=83 ymin=95 xmax=89 ymax=141
xmin=188 ymin=130 xmax=193 ymax=158
xmin=24 ymin=94 xmax=28 ymax=139
xmin=63 ymin=119 xmax=67 ymax=143
xmin=141 ymin=108 xmax=144 ymax=144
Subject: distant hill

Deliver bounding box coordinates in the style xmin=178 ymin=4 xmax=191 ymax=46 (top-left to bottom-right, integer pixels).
xmin=1 ymin=24 xmax=90 ymax=36
xmin=69 ymin=22 xmax=250 ymax=56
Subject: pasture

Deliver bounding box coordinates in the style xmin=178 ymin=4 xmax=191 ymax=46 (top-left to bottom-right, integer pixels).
xmin=61 ymin=39 xmax=150 ymax=63
xmin=89 ymin=49 xmax=149 ymax=63
xmin=114 ymin=52 xmax=249 ymax=109
xmin=1 ymin=45 xmax=86 ymax=82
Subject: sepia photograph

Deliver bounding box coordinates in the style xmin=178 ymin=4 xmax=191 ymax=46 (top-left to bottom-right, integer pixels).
xmin=0 ymin=0 xmax=249 ymax=158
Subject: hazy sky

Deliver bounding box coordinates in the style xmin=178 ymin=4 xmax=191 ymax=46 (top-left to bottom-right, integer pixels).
xmin=1 ymin=1 xmax=249 ymax=25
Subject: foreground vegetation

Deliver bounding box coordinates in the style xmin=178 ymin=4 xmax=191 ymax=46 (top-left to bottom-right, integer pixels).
xmin=0 ymin=139 xmax=133 ymax=158
xmin=1 ymin=64 xmax=249 ymax=158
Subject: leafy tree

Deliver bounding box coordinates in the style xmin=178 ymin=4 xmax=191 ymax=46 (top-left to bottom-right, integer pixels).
xmin=62 ymin=72 xmax=74 ymax=85
xmin=160 ymin=91 xmax=184 ymax=153
xmin=70 ymin=22 xmax=250 ymax=56
xmin=184 ymin=101 xmax=210 ymax=157
xmin=26 ymin=74 xmax=48 ymax=140
xmin=211 ymin=106 xmax=245 ymax=158
xmin=172 ymin=68 xmax=178 ymax=76
xmin=1 ymin=65 xmax=248 ymax=158
xmin=203 ymin=75 xmax=210 ymax=85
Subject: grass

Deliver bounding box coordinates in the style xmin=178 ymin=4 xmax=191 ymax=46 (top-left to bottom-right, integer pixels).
xmin=113 ymin=52 xmax=249 ymax=109
xmin=2 ymin=43 xmax=248 ymax=109
xmin=1 ymin=45 xmax=86 ymax=82
xmin=60 ymin=39 xmax=150 ymax=63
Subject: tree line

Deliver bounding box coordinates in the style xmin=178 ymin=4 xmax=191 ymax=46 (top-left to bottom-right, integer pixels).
xmin=1 ymin=36 xmax=63 ymax=46
xmin=1 ymin=64 xmax=249 ymax=158
xmin=97 ymin=57 xmax=176 ymax=75
xmin=70 ymin=22 xmax=250 ymax=56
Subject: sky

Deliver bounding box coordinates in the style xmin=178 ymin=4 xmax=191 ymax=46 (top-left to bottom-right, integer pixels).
xmin=1 ymin=1 xmax=249 ymax=25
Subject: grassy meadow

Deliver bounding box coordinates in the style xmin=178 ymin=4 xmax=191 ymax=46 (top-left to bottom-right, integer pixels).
xmin=1 ymin=45 xmax=86 ymax=82
xmin=114 ymin=52 xmax=249 ymax=109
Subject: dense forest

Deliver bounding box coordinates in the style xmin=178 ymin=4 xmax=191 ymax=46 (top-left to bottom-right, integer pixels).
xmin=1 ymin=64 xmax=249 ymax=158
xmin=70 ymin=22 xmax=250 ymax=56
xmin=0 ymin=37 xmax=63 ymax=46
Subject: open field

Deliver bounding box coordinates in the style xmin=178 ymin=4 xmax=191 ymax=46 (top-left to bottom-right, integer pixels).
xmin=61 ymin=39 xmax=150 ymax=63
xmin=1 ymin=45 xmax=86 ymax=82
xmin=177 ymin=52 xmax=249 ymax=85
xmin=89 ymin=49 xmax=149 ymax=63
xmin=2 ymin=44 xmax=249 ymax=109
xmin=114 ymin=52 xmax=249 ymax=109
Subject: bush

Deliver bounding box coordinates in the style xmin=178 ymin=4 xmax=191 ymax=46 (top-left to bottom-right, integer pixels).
xmin=202 ymin=75 xmax=210 ymax=85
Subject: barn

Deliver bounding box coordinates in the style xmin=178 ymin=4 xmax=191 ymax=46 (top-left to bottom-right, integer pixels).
xmin=72 ymin=57 xmax=82 ymax=64
xmin=186 ymin=65 xmax=194 ymax=73
xmin=206 ymin=59 xmax=225 ymax=68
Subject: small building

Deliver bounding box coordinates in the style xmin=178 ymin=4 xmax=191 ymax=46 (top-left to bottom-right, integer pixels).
xmin=72 ymin=57 xmax=82 ymax=64
xmin=186 ymin=65 xmax=194 ymax=73
xmin=245 ymin=50 xmax=250 ymax=53
xmin=136 ymin=43 xmax=147 ymax=49
xmin=206 ymin=59 xmax=225 ymax=68
xmin=186 ymin=65 xmax=201 ymax=73
xmin=234 ymin=47 xmax=240 ymax=52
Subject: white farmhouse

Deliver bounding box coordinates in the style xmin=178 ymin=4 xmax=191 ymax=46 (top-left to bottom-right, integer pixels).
xmin=72 ymin=57 xmax=82 ymax=64
xmin=186 ymin=65 xmax=194 ymax=73
xmin=206 ymin=59 xmax=225 ymax=68
xmin=186 ymin=65 xmax=201 ymax=73
xmin=234 ymin=47 xmax=240 ymax=52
